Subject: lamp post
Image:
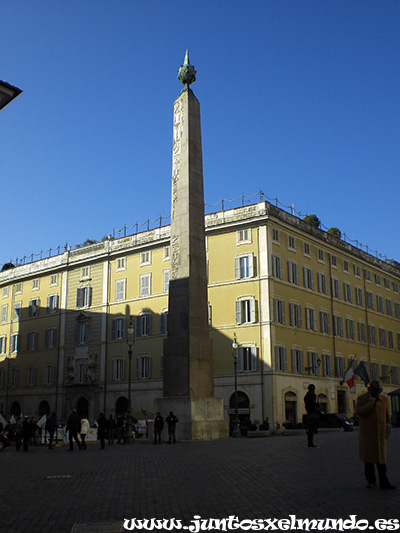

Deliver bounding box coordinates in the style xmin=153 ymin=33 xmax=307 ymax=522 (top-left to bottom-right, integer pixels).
xmin=231 ymin=333 xmax=241 ymax=438
xmin=125 ymin=317 xmax=135 ymax=443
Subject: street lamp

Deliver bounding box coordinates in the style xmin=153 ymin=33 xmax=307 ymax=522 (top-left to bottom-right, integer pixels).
xmin=125 ymin=317 xmax=135 ymax=443
xmin=231 ymin=333 xmax=241 ymax=438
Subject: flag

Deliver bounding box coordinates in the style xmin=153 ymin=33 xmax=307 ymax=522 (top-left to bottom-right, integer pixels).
xmin=354 ymin=361 xmax=370 ymax=387
xmin=342 ymin=360 xmax=355 ymax=389
xmin=0 ymin=413 xmax=8 ymax=428
xmin=10 ymin=415 xmax=16 ymax=424
xmin=37 ymin=414 xmax=47 ymax=428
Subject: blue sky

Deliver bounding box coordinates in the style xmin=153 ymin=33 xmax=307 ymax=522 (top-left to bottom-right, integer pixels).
xmin=1 ymin=1 xmax=400 ymax=266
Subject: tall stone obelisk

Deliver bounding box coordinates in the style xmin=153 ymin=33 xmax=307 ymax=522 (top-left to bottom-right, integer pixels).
xmin=156 ymin=52 xmax=227 ymax=440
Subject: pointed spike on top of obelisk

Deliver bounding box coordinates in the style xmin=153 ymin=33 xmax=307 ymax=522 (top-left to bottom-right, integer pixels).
xmin=178 ymin=49 xmax=197 ymax=89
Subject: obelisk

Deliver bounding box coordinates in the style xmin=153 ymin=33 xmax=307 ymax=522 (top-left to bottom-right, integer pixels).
xmin=156 ymin=51 xmax=227 ymax=440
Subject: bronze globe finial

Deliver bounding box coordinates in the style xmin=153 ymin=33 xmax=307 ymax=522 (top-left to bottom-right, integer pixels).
xmin=178 ymin=50 xmax=196 ymax=89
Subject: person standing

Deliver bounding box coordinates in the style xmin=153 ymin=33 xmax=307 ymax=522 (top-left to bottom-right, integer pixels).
xmin=107 ymin=415 xmax=116 ymax=445
xmin=153 ymin=412 xmax=164 ymax=445
xmin=46 ymin=413 xmax=57 ymax=450
xmin=80 ymin=417 xmax=90 ymax=450
xmin=22 ymin=416 xmax=31 ymax=452
xmin=356 ymin=380 xmax=395 ymax=490
xmin=304 ymin=384 xmax=320 ymax=448
xmin=166 ymin=411 xmax=178 ymax=444
xmin=66 ymin=408 xmax=81 ymax=451
xmin=97 ymin=413 xmax=107 ymax=449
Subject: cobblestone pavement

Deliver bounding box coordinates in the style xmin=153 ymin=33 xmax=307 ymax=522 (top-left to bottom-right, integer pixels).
xmin=0 ymin=429 xmax=399 ymax=533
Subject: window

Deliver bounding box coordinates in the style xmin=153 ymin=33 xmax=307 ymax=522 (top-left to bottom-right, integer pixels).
xmin=343 ymin=261 xmax=349 ymax=273
xmin=236 ymin=297 xmax=257 ymax=324
xmin=9 ymin=367 xmax=19 ymax=387
xmin=75 ymin=323 xmax=88 ymax=344
xmin=306 ymin=352 xmax=319 ymax=375
xmin=13 ymin=301 xmax=22 ymax=320
xmin=355 ymin=287 xmax=364 ymax=307
xmin=320 ymin=311 xmax=330 ymax=334
xmin=317 ymin=273 xmax=328 ymax=295
xmin=332 ymin=279 xmax=341 ymax=299
xmin=136 ymin=354 xmax=151 ymax=379
xmin=237 ymin=228 xmax=251 ymax=244
xmin=2 ymin=287 xmax=9 ymax=298
xmin=163 ymin=246 xmax=170 ymax=260
xmin=322 ymin=354 xmax=333 ymax=377
xmin=386 ymin=299 xmax=393 ymax=317
xmin=111 ymin=358 xmax=125 ymax=381
xmin=139 ymin=273 xmax=152 ymax=297
xmin=25 ymin=366 xmax=36 ymax=386
xmin=388 ymin=330 xmax=394 ymax=349
xmin=116 ymin=257 xmax=127 ymax=271
xmin=291 ymin=349 xmax=304 ymax=374
xmin=47 ymin=294 xmax=59 ymax=314
xmin=358 ymin=321 xmax=366 ymax=343
xmin=287 ymin=235 xmax=296 ymax=250
xmin=81 ymin=266 xmax=90 ymax=279
xmin=354 ymin=265 xmax=361 ymax=277
xmin=50 ymin=274 xmax=58 ymax=286
xmin=333 ymin=315 xmax=343 ymax=337
xmin=112 ymin=317 xmax=125 ymax=340
xmin=371 ymin=362 xmax=379 ymax=381
xmin=346 ymin=318 xmax=355 ymax=340
xmin=343 ymin=283 xmax=353 ymax=303
xmin=331 ymin=255 xmax=337 ymax=267
xmin=140 ymin=251 xmax=152 ymax=266
xmin=239 ymin=345 xmax=257 ymax=372
xmin=10 ymin=334 xmax=19 ymax=352
xmin=43 ymin=364 xmax=54 ymax=385
xmin=272 ymin=229 xmax=280 ymax=242
xmin=287 ymin=261 xmax=299 ymax=285
xmin=335 ymin=356 xmax=345 ymax=378
xmin=27 ymin=330 xmax=38 ymax=351
xmin=303 ymin=242 xmax=311 ymax=256
xmin=0 ymin=369 xmax=4 ymax=388
xmin=395 ymin=303 xmax=400 ymax=319
xmin=289 ymin=302 xmax=302 ymax=328
xmin=271 ymin=254 xmax=283 ymax=279
xmin=365 ymin=270 xmax=372 ymax=282
xmin=15 ymin=282 xmax=23 ymax=294
xmin=379 ymin=328 xmax=387 ymax=347
xmin=28 ymin=298 xmax=40 ymax=317
xmin=317 ymin=249 xmax=324 ymax=262
xmin=368 ymin=325 xmax=377 ymax=345
xmin=115 ymin=279 xmax=126 ymax=301
xmin=76 ymin=286 xmax=92 ymax=308
xmin=303 ymin=267 xmax=314 ymax=290
xmin=393 ymin=282 xmax=399 ymax=293
xmin=0 ymin=336 xmax=6 ymax=354
xmin=305 ymin=306 xmax=317 ymax=331
xmin=384 ymin=278 xmax=391 ymax=290
xmin=32 ymin=278 xmax=40 ymax=290
xmin=273 ymin=298 xmax=285 ymax=324
xmin=75 ymin=362 xmax=87 ymax=384
xmin=137 ymin=312 xmax=151 ymax=337
xmin=45 ymin=328 xmax=57 ymax=348
xmin=235 ymin=254 xmax=254 ymax=280
xmin=1 ymin=304 xmax=8 ymax=323
xmin=375 ymin=274 xmax=382 ymax=286
xmin=160 ymin=310 xmax=168 ymax=334
xmin=391 ymin=366 xmax=399 ymax=385
xmin=163 ymin=269 xmax=170 ymax=293
xmin=376 ymin=295 xmax=384 ymax=313
xmin=366 ymin=291 xmax=374 ymax=310
xmin=381 ymin=364 xmax=390 ymax=384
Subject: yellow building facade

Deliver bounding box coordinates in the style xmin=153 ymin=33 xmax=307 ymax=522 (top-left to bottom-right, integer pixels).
xmin=1 ymin=201 xmax=399 ymax=428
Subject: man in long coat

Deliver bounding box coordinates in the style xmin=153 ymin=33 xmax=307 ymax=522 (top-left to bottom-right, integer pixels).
xmin=355 ymin=380 xmax=395 ymax=489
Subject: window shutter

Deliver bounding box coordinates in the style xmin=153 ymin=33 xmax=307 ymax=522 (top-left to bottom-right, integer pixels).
xmin=74 ymin=324 xmax=80 ymax=344
xmin=303 ymin=267 xmax=307 ymax=287
xmin=251 ymin=346 xmax=257 ymax=371
xmin=249 ymin=255 xmax=255 ymax=277
xmin=283 ymin=348 xmax=288 ymax=372
xmin=234 ymin=257 xmax=240 ymax=279
xmin=252 ymin=299 xmax=258 ymax=323
xmin=112 ymin=319 xmax=117 ymax=340
xmin=235 ymin=301 xmax=242 ymax=324
xmin=76 ymin=288 xmax=83 ymax=307
xmin=137 ymin=317 xmax=142 ymax=337
xmin=291 ymin=349 xmax=297 ymax=373
xmin=237 ymin=347 xmax=242 ymax=372
xmin=298 ymin=305 xmax=302 ymax=328
xmin=287 ymin=261 xmax=291 ymax=282
xmin=274 ymin=346 xmax=279 ymax=371
xmin=147 ymin=313 xmax=151 ymax=336
xmin=136 ymin=357 xmax=140 ymax=379
xmin=46 ymin=296 xmax=50 ymax=314
xmin=111 ymin=360 xmax=115 ymax=381
xmin=88 ymin=287 xmax=93 ymax=307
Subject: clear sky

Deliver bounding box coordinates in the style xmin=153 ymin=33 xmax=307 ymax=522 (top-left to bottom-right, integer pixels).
xmin=1 ymin=1 xmax=400 ymax=267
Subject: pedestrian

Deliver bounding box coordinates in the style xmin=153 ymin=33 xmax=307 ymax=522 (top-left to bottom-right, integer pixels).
xmin=97 ymin=413 xmax=107 ymax=449
xmin=30 ymin=417 xmax=38 ymax=446
xmin=304 ymin=384 xmax=320 ymax=448
xmin=107 ymin=415 xmax=116 ymax=445
xmin=355 ymin=380 xmax=396 ymax=490
xmin=22 ymin=415 xmax=31 ymax=452
xmin=46 ymin=412 xmax=57 ymax=450
xmin=166 ymin=411 xmax=178 ymax=444
xmin=15 ymin=416 xmax=23 ymax=451
xmin=153 ymin=412 xmax=164 ymax=445
xmin=66 ymin=408 xmax=81 ymax=451
xmin=116 ymin=414 xmax=124 ymax=444
xmin=80 ymin=417 xmax=90 ymax=450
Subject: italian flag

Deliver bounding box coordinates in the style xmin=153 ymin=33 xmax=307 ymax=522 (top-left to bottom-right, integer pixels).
xmin=344 ymin=361 xmax=355 ymax=389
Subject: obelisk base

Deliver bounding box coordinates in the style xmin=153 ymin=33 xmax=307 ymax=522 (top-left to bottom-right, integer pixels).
xmin=155 ymin=396 xmax=228 ymax=440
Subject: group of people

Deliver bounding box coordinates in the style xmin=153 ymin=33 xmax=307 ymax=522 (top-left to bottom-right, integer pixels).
xmin=65 ymin=410 xmax=119 ymax=451
xmin=304 ymin=381 xmax=396 ymax=490
xmin=153 ymin=411 xmax=179 ymax=444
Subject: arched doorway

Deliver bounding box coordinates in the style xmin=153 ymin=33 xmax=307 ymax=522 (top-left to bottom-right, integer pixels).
xmin=115 ymin=396 xmax=128 ymax=416
xmin=10 ymin=401 xmax=21 ymax=417
xmin=39 ymin=400 xmax=50 ymax=417
xmin=284 ymin=392 xmax=297 ymax=427
xmin=317 ymin=393 xmax=328 ymax=414
xmin=229 ymin=391 xmax=250 ymax=435
xmin=76 ymin=397 xmax=89 ymax=419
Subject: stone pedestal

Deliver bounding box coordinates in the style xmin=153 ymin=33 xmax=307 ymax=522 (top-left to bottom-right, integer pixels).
xmin=156 ymin=396 xmax=228 ymax=441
